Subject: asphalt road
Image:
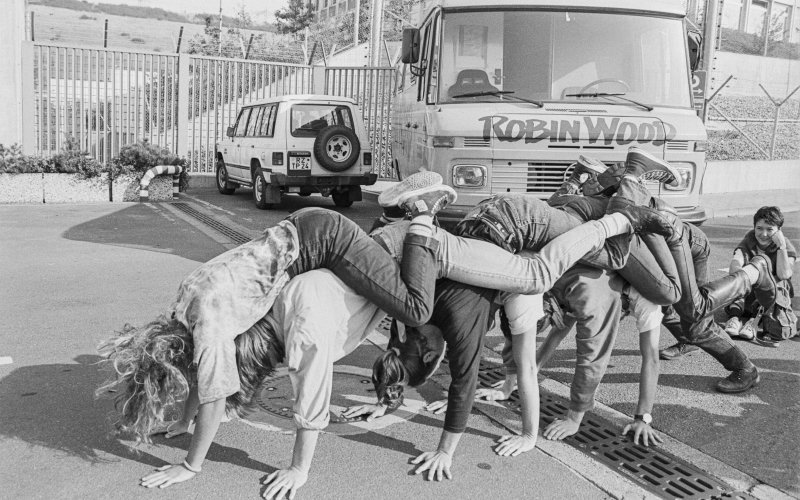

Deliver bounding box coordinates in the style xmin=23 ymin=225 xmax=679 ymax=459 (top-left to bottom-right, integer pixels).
xmin=1 ymin=190 xmax=797 ymax=499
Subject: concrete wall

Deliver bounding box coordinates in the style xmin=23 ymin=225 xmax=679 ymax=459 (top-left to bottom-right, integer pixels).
xmin=0 ymin=0 xmax=27 ymax=149
xmin=701 ymin=159 xmax=800 ymax=217
xmin=713 ymin=52 xmax=800 ymax=97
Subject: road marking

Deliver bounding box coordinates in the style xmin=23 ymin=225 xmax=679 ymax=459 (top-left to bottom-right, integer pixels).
xmin=0 ymin=356 xmax=13 ymax=365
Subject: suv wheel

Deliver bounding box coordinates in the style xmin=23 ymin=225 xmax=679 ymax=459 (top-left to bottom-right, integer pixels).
xmin=314 ymin=125 xmax=360 ymax=172
xmin=216 ymin=158 xmax=236 ymax=194
xmin=253 ymin=167 xmax=275 ymax=210
xmin=332 ymin=188 xmax=354 ymax=208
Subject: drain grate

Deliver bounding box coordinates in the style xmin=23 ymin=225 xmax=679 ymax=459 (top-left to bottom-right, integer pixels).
xmin=478 ymin=363 xmax=756 ymax=500
xmin=171 ymin=202 xmax=253 ymax=245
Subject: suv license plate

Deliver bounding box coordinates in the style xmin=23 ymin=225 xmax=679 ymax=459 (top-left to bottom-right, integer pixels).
xmin=289 ymin=151 xmax=311 ymax=174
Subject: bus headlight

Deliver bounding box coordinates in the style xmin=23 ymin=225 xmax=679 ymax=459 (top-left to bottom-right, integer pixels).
xmin=452 ymin=165 xmax=486 ymax=187
xmin=663 ymin=163 xmax=693 ymax=191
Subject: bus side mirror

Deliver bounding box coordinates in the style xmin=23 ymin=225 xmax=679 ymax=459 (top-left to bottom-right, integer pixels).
xmin=226 ymin=126 xmax=235 ymax=137
xmin=687 ymin=30 xmax=702 ymax=72
xmin=401 ymin=28 xmax=420 ymax=63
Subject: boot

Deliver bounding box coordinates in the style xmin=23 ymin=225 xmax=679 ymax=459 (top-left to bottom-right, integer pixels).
xmin=623 ymin=147 xmax=680 ymax=186
xmin=716 ymin=366 xmax=760 ymax=393
xmin=700 ymin=270 xmax=752 ymax=314
xmin=606 ymin=198 xmax=674 ymax=237
xmin=650 ymin=197 xmax=678 ymax=216
xmin=748 ymin=255 xmax=777 ymax=310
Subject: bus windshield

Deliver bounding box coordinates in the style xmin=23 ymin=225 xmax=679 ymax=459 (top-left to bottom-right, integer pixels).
xmin=436 ymin=10 xmax=692 ymax=108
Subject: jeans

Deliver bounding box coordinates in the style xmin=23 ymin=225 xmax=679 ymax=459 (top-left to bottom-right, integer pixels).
xmin=286 ymin=207 xmax=438 ymax=327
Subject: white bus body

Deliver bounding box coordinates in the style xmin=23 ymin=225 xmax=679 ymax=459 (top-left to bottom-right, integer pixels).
xmin=392 ymin=0 xmax=708 ymax=224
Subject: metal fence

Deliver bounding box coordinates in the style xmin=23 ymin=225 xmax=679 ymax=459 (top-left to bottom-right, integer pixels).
xmin=31 ymin=41 xmax=399 ymax=178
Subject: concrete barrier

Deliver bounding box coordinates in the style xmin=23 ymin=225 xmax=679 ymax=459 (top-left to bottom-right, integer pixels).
xmin=701 ymin=159 xmax=800 ymax=217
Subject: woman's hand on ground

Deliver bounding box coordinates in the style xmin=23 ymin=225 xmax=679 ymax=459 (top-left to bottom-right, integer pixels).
xmin=424 ymin=399 xmax=448 ymax=414
xmin=262 ymin=467 xmax=308 ymax=500
xmin=475 ymin=388 xmax=509 ymax=401
xmin=341 ymin=403 xmax=387 ymax=422
xmin=140 ymin=464 xmax=196 ymax=488
xmin=543 ymin=418 xmax=580 ymax=441
xmin=493 ymin=434 xmax=537 ymax=457
xmin=165 ymin=420 xmax=193 ymax=438
xmin=411 ymin=450 xmax=453 ymax=481
xmin=622 ymin=421 xmax=663 ymax=447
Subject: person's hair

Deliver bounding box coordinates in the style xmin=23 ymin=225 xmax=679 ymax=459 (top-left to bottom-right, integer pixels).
xmin=754 ymin=206 xmax=784 ymax=229
xmin=371 ymin=322 xmax=432 ymax=408
xmin=96 ymin=314 xmax=194 ymax=444
xmin=226 ymin=317 xmax=284 ymax=417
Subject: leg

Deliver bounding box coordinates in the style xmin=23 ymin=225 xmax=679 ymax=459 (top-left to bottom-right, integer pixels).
xmin=617 ymin=234 xmax=682 ymax=305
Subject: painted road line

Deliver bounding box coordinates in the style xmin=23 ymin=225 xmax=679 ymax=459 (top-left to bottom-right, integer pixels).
xmin=0 ymin=356 xmax=13 ymax=365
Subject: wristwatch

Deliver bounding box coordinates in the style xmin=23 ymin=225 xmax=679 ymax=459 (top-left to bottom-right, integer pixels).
xmin=634 ymin=413 xmax=653 ymax=425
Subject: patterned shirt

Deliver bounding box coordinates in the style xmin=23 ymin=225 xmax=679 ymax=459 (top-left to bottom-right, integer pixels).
xmin=172 ymin=221 xmax=300 ymax=404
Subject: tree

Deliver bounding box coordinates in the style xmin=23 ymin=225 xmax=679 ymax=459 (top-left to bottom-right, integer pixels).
xmin=274 ymin=0 xmax=315 ymax=35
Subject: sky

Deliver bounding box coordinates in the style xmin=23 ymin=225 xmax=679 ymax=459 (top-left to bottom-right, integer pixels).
xmin=88 ymin=0 xmax=289 ymax=23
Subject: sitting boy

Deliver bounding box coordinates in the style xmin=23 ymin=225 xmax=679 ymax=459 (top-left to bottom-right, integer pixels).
xmin=724 ymin=206 xmax=797 ymax=343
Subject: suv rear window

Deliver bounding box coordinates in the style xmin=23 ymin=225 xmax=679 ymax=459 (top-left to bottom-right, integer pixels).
xmin=291 ymin=104 xmax=354 ymax=137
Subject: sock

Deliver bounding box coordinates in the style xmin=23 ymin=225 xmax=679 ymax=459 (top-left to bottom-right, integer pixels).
xmin=742 ymin=265 xmax=759 ymax=285
xmin=595 ymin=212 xmax=632 ymax=238
xmin=408 ymin=215 xmax=434 ymax=237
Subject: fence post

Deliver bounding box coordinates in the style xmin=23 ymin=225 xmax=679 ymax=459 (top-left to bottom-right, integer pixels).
xmin=312 ymin=65 xmax=327 ymax=95
xmin=20 ymin=41 xmax=35 ymax=154
xmin=701 ymin=0 xmax=720 ymax=121
xmin=176 ymin=54 xmax=189 ymax=159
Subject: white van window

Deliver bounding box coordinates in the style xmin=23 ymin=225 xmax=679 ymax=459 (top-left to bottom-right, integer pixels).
xmin=291 ymin=104 xmax=353 ymax=137
xmin=235 ymin=108 xmax=252 ymax=136
xmin=259 ymin=104 xmax=277 ymax=137
xmin=437 ymin=10 xmax=691 ymax=108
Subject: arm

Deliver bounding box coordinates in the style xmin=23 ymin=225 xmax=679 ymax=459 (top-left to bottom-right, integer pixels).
xmin=262 ymin=429 xmax=319 ymax=500
xmin=536 ymin=319 xmax=573 ymax=369
xmin=163 ymin=384 xmax=200 ymax=438
xmin=494 ymin=328 xmax=538 ymax=456
xmin=622 ymin=328 xmax=663 ymax=447
xmin=772 ymin=231 xmax=794 ymax=280
xmin=141 ymin=397 xmax=227 ymax=488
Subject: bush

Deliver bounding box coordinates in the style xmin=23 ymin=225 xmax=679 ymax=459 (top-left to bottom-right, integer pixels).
xmin=0 ymin=139 xmax=104 ymax=177
xmin=110 ymin=140 xmax=189 ymax=191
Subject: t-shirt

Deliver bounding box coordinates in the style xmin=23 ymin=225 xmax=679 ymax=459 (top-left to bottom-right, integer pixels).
xmin=173 ymin=221 xmax=300 ymax=404
xmin=271 ymin=269 xmax=385 ymax=430
xmin=735 ymin=230 xmax=797 ymax=274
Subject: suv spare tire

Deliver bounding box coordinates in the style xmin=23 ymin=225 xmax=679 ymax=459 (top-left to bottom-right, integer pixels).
xmin=313 ymin=125 xmax=360 ymax=172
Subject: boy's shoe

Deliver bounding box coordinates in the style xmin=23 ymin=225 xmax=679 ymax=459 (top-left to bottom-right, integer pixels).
xmin=754 ymin=332 xmax=780 ymax=347
xmin=593 ymin=162 xmax=627 ymax=193
xmin=565 ymin=155 xmax=608 ymax=190
xmin=623 ymin=147 xmax=680 ymax=186
xmin=749 ymin=255 xmax=777 ymax=310
xmin=716 ymin=366 xmax=760 ymax=393
xmin=724 ymin=316 xmax=743 ymax=337
xmin=399 ymin=185 xmax=457 ymax=218
xmin=378 ymin=171 xmax=443 ymax=207
xmin=738 ymin=317 xmax=757 ymax=340
xmin=659 ymin=342 xmax=700 ymax=360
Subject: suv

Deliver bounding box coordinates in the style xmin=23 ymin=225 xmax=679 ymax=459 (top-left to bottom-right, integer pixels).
xmin=215 ymin=94 xmax=377 ymax=208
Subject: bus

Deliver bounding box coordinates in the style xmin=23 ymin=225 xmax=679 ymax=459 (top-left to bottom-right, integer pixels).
xmin=392 ymin=0 xmax=708 ymax=224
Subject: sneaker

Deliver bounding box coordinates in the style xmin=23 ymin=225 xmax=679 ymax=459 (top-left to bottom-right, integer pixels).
xmin=378 ymin=171 xmax=443 ymax=207
xmin=715 ymin=366 xmax=760 ymax=393
xmin=748 ymin=255 xmax=777 ymax=310
xmin=659 ymin=342 xmax=700 ymax=360
xmin=594 ymin=162 xmax=627 ymax=192
xmin=754 ymin=332 xmax=780 ymax=348
xmin=724 ymin=317 xmax=743 ymax=337
xmin=399 ymin=185 xmax=457 ymax=218
xmin=623 ymin=147 xmax=680 ymax=186
xmin=565 ymin=155 xmax=608 ymax=190
xmin=738 ymin=317 xmax=757 ymax=340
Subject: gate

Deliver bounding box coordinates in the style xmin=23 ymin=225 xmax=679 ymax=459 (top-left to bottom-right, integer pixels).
xmin=31 ymin=42 xmax=398 ymax=178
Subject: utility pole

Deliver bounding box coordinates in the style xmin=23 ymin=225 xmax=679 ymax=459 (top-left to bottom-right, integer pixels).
xmin=353 ymin=0 xmax=360 ymax=48
xmin=369 ymin=0 xmax=385 ymax=66
xmin=218 ymin=0 xmax=223 ymax=56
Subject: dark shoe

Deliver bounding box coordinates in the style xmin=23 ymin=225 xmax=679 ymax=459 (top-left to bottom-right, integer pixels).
xmin=606 ymin=197 xmax=674 ymax=237
xmin=378 ymin=171 xmax=442 ymax=207
xmin=716 ymin=366 xmax=760 ymax=393
xmin=749 ymin=255 xmax=777 ymax=310
xmin=624 ymin=147 xmax=680 ymax=186
xmin=659 ymin=342 xmax=700 ymax=360
xmin=594 ymin=162 xmax=627 ymax=192
xmin=399 ymin=185 xmax=457 ymax=217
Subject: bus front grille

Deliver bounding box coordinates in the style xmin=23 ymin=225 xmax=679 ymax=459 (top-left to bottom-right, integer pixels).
xmin=492 ymin=161 xmax=574 ymax=194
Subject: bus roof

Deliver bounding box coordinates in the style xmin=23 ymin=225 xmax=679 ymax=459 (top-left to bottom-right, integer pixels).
xmin=418 ymin=0 xmax=685 ymax=18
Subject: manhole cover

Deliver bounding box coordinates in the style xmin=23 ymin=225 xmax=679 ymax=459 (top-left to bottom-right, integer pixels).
xmin=242 ymin=365 xmax=426 ymax=436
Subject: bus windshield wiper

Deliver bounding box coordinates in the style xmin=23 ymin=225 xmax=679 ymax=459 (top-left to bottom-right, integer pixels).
xmin=452 ymin=90 xmax=543 ymax=108
xmin=565 ymin=92 xmax=653 ymax=112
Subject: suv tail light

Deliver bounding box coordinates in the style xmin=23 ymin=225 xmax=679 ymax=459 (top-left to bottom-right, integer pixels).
xmin=363 ymin=152 xmax=372 ymax=166
xmin=272 ymin=152 xmax=284 ymax=166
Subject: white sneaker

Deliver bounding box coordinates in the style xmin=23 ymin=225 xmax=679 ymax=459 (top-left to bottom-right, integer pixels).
xmin=378 ymin=171 xmax=443 ymax=207
xmin=724 ymin=317 xmax=742 ymax=337
xmin=739 ymin=318 xmax=757 ymax=340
